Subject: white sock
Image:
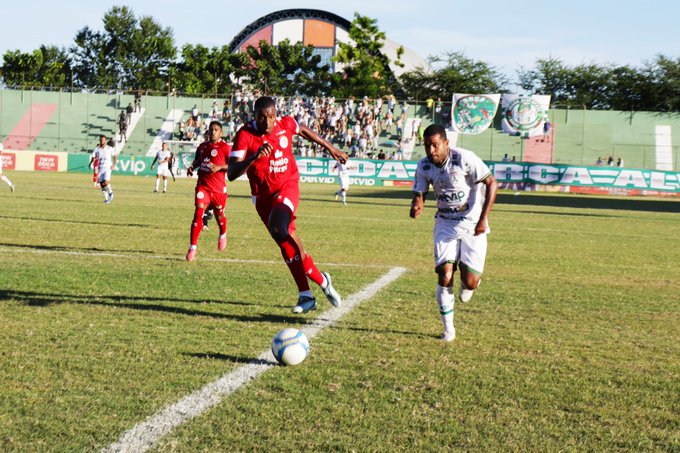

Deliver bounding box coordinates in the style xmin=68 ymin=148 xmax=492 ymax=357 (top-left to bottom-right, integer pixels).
xmin=1 ymin=175 xmax=12 ymax=187
xmin=101 ymin=187 xmax=108 ymax=200
xmin=436 ymin=284 xmax=454 ymax=334
xmin=107 ymin=185 xmax=113 ymax=195
xmin=341 ymin=191 xmax=346 ymax=203
xmin=163 ymin=180 xmax=167 ymax=191
xmin=155 ymin=180 xmax=159 ymax=191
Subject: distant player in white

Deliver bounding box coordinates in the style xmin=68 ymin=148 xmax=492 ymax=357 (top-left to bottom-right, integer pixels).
xmin=410 ymin=125 xmax=498 ymax=342
xmin=333 ymin=160 xmax=352 ymax=205
xmin=150 ymin=142 xmax=172 ymax=193
xmin=0 ymin=142 xmax=15 ymax=192
xmin=89 ymin=134 xmax=117 ymax=204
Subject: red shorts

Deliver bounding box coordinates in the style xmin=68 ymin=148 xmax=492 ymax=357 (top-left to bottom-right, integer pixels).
xmin=195 ymin=185 xmax=228 ymax=210
xmin=254 ymin=180 xmax=300 ymax=233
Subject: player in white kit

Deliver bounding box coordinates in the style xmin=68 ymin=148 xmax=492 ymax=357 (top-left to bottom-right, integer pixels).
xmin=410 ymin=125 xmax=498 ymax=342
xmin=0 ymin=143 xmax=15 ymax=192
xmin=333 ymin=160 xmax=352 ymax=205
xmin=150 ymin=142 xmax=172 ymax=193
xmin=89 ymin=135 xmax=117 ymax=204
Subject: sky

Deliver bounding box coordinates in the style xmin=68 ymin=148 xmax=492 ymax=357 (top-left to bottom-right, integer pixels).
xmin=1 ymin=0 xmax=679 ymax=83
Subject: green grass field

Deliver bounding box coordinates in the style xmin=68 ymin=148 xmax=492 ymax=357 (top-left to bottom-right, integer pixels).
xmin=0 ymin=172 xmax=678 ymax=452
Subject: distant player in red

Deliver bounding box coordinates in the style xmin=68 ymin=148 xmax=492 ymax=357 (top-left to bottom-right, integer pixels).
xmin=185 ymin=120 xmax=231 ymax=261
xmin=228 ymin=96 xmax=348 ymax=314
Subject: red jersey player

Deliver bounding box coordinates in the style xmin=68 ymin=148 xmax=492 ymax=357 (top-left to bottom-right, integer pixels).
xmin=228 ymin=96 xmax=348 ymax=314
xmin=185 ymin=121 xmax=231 ymax=261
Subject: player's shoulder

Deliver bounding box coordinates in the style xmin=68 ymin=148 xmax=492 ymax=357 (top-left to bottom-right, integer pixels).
xmin=279 ymin=115 xmax=298 ymax=131
xmin=451 ymin=146 xmax=483 ymax=164
xmin=218 ymin=139 xmax=232 ymax=151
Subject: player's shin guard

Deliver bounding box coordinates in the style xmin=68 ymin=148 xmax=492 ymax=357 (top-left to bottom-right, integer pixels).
xmin=278 ymin=237 xmax=310 ymax=292
xmin=303 ymin=254 xmax=324 ymax=287
xmin=436 ymin=285 xmax=455 ymax=335
xmin=190 ymin=207 xmax=205 ymax=246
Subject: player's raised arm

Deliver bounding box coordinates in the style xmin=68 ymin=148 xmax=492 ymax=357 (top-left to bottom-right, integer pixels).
xmin=298 ymin=124 xmax=348 ymax=164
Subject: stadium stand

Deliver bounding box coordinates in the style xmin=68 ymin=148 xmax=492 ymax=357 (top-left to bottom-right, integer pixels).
xmin=0 ymin=88 xmax=678 ymax=170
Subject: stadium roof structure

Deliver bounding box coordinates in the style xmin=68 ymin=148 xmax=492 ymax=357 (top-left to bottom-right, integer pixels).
xmin=228 ymin=8 xmax=427 ymax=94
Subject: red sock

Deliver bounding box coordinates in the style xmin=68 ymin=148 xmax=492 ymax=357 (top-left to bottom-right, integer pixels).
xmin=278 ymin=238 xmax=310 ymax=292
xmin=215 ymin=208 xmax=227 ymax=235
xmin=190 ymin=207 xmax=205 ymax=246
xmin=304 ymin=254 xmax=324 ymax=287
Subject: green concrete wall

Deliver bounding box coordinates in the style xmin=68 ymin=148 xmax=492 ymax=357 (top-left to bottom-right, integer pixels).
xmin=1 ymin=89 xmax=678 ymax=171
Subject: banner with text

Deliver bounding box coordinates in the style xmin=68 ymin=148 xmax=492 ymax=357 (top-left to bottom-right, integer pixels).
xmin=451 ymin=93 xmax=500 ymax=134
xmin=491 ymin=162 xmax=680 ymax=193
xmin=501 ymin=94 xmax=551 ymax=138
xmin=65 ymin=155 xmax=680 ymax=194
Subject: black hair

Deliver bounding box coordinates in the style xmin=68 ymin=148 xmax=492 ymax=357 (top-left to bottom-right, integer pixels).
xmin=209 ymin=120 xmax=222 ymax=130
xmin=254 ymin=96 xmax=276 ymax=112
xmin=423 ymin=124 xmax=447 ymax=140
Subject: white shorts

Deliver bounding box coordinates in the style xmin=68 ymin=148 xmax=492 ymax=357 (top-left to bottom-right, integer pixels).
xmin=156 ymin=166 xmax=170 ymax=177
xmin=434 ymin=222 xmax=488 ymax=274
xmin=338 ymin=175 xmax=350 ymax=190
xmin=97 ymin=169 xmax=112 ymax=184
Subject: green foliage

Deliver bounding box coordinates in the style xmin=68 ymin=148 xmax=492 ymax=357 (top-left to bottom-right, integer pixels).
xmin=332 ymin=13 xmax=401 ymax=98
xmin=518 ymin=55 xmax=680 ymax=111
xmin=70 ymin=6 xmax=175 ymax=90
xmin=1 ymin=46 xmax=72 ymax=87
xmin=173 ymin=44 xmax=243 ymax=95
xmin=400 ymin=51 xmax=509 ymax=100
xmin=239 ymin=39 xmax=332 ymax=96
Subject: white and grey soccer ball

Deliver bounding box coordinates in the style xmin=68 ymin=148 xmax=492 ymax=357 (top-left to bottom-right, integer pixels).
xmin=271 ymin=328 xmax=309 ymax=366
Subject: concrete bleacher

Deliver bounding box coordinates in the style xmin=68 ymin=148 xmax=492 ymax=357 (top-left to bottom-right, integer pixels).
xmin=0 ymin=88 xmax=678 ymax=171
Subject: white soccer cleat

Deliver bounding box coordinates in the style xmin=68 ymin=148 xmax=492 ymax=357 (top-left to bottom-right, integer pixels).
xmin=440 ymin=329 xmax=455 ymax=342
xmin=321 ymin=272 xmax=341 ymax=307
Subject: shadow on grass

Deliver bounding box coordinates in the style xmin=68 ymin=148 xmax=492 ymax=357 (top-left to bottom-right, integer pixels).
xmin=0 ymin=214 xmax=149 ymax=228
xmin=319 ymin=189 xmax=679 ymax=213
xmin=0 ymin=242 xmax=154 ymax=255
xmin=328 ymin=322 xmax=430 ymax=339
xmin=495 ymin=193 xmax=680 ymax=213
xmin=183 ymin=352 xmax=277 ymax=365
xmin=1 ymin=290 xmax=308 ymax=325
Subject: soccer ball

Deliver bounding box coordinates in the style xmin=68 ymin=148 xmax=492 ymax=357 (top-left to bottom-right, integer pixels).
xmin=271 ymin=328 xmax=309 ymax=366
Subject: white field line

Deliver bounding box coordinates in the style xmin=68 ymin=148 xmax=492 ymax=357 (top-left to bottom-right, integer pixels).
xmin=102 ymin=266 xmax=407 ymax=453
xmin=0 ymin=246 xmax=386 ymax=269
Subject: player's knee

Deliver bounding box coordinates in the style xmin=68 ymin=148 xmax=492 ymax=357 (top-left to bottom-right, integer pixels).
xmin=269 ymin=224 xmax=289 ymax=243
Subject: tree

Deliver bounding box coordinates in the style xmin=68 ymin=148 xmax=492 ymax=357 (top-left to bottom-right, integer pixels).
xmin=173 ymin=44 xmax=244 ymax=96
xmin=332 ymin=13 xmax=402 ymax=98
xmin=70 ymin=6 xmax=175 ymax=90
xmin=400 ymin=51 xmax=508 ymax=100
xmin=1 ymin=46 xmax=72 ymax=88
xmin=237 ymin=39 xmax=331 ymax=96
